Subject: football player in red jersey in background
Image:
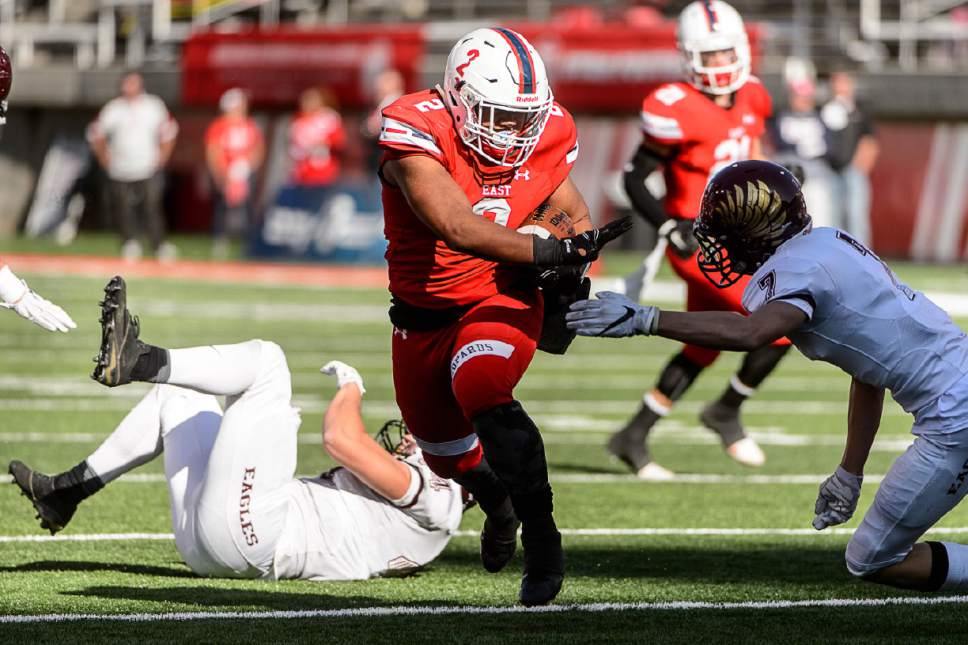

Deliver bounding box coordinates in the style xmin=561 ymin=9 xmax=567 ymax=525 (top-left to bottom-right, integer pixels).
xmin=0 ymin=46 xmax=75 ymax=333
xmin=609 ymin=0 xmax=789 ymax=480
xmin=378 ymin=28 xmax=629 ymax=606
xmin=289 ymin=87 xmax=346 ymax=187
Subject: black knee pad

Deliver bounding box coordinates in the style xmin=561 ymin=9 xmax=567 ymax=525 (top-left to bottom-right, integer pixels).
xmin=737 ymin=344 xmax=790 ymax=389
xmin=656 ymin=352 xmax=705 ymax=401
xmin=473 ymin=401 xmax=552 ymax=522
xmin=452 ymin=459 xmax=508 ymax=517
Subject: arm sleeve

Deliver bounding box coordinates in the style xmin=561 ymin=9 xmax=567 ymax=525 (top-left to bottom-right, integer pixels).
xmin=622 ymin=144 xmax=669 ymax=228
xmin=392 ymin=456 xmax=461 ymax=532
xmin=742 ymin=256 xmax=836 ymax=321
xmin=379 ymin=104 xmax=446 ymax=166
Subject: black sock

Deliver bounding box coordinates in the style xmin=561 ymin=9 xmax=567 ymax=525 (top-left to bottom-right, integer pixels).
xmin=619 ymin=352 xmax=704 ymax=441
xmin=718 ymin=345 xmax=790 ymax=409
xmin=453 ymin=459 xmax=513 ymax=522
xmin=473 ymin=401 xmax=557 ymax=536
xmin=130 ymin=345 xmax=170 ymax=383
xmin=52 ymin=461 xmax=104 ymax=505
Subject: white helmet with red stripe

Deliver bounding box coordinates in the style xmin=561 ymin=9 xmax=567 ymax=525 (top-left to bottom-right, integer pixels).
xmin=677 ymin=0 xmax=751 ymax=95
xmin=438 ymin=28 xmax=554 ymax=167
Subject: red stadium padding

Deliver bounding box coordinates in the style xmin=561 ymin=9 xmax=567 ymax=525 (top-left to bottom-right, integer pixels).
xmin=181 ymin=26 xmax=425 ymax=109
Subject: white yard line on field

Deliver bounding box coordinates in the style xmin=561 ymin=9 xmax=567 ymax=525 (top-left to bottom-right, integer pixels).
xmin=3 ymin=594 xmax=968 ymax=624
xmin=6 ymin=526 xmax=968 ymax=545
xmin=0 ymin=397 xmax=909 ymax=418
xmin=0 ymin=472 xmax=889 ymax=486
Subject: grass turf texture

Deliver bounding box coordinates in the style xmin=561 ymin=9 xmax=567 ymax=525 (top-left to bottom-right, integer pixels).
xmin=1 ymin=247 xmax=968 ymax=642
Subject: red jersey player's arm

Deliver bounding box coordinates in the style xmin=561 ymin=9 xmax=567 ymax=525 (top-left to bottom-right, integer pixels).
xmin=382 ymin=155 xmax=536 ymax=263
xmin=750 ymin=136 xmax=766 ymax=160
xmin=546 ymin=176 xmax=591 ymax=233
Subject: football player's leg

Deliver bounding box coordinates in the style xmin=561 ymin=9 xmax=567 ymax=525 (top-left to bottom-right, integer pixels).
xmin=609 ymin=253 xmax=715 ymax=478
xmin=689 ymin=272 xmax=777 ymax=466
xmin=7 ymin=383 xmax=195 ymax=535
xmin=156 ymin=385 xmax=223 ymax=574
xmin=392 ymin=327 xmax=517 ymax=573
xmin=845 ymin=431 xmax=968 ymax=590
xmin=450 ymin=294 xmax=563 ymax=606
xmin=190 ymin=339 xmax=300 ymax=578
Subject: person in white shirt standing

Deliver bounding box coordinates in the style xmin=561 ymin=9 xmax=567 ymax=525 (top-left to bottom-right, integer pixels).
xmin=88 ymin=73 xmax=179 ymax=262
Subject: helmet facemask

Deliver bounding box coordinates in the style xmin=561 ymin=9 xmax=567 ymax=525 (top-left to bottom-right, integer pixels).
xmin=681 ymin=39 xmax=750 ymax=95
xmin=694 ymin=166 xmax=811 ymax=288
xmin=454 ymin=81 xmax=552 ymax=167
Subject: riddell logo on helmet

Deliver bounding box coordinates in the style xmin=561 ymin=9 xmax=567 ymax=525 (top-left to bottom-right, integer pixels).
xmin=515 ymin=95 xmax=540 ymax=103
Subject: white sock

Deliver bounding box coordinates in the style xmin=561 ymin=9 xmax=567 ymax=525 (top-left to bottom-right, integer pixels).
xmin=165 ymin=340 xmax=263 ymax=397
xmin=940 ymin=542 xmax=968 ymax=591
xmin=87 ymin=386 xmax=165 ymax=484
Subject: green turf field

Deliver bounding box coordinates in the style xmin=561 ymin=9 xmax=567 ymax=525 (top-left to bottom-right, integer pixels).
xmin=2 ymin=249 xmax=968 ymax=642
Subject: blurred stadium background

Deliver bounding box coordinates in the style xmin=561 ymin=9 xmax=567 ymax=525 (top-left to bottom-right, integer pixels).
xmin=0 ymin=0 xmax=966 ymax=263
xmin=3 ymin=2 xmax=968 ymax=640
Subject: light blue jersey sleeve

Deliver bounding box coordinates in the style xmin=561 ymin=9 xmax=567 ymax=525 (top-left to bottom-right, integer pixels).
xmin=741 ymin=254 xmax=836 ymax=322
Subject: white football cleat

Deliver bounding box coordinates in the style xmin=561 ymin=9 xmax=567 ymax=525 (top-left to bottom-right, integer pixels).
xmin=635 ymin=461 xmax=676 ymax=481
xmin=725 ymin=437 xmax=766 ymax=467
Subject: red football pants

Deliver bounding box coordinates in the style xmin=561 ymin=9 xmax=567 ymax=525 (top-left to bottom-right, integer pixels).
xmin=667 ymin=246 xmax=790 ymax=367
xmin=391 ymin=290 xmax=543 ymax=478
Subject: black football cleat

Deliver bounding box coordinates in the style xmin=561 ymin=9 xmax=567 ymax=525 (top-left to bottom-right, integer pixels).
xmin=91 ymin=275 xmax=148 ymax=387
xmin=8 ymin=460 xmax=78 ymax=535
xmin=519 ymin=529 xmax=565 ymax=607
xmin=480 ymin=514 xmax=520 ymax=573
xmin=700 ymin=402 xmax=766 ymax=467
xmin=606 ymin=428 xmax=651 ymax=473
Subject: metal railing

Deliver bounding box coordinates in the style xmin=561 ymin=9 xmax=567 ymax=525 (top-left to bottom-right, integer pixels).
xmin=0 ymin=0 xmax=965 ymax=71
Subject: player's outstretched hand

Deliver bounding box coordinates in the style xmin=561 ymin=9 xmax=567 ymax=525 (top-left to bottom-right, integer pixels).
xmin=533 ymin=217 xmax=633 ymax=267
xmin=0 ymin=266 xmax=76 ymax=333
xmin=565 ymin=291 xmax=659 ymax=338
xmin=812 ymin=466 xmax=863 ymax=530
xmin=321 ymin=360 xmax=366 ymax=395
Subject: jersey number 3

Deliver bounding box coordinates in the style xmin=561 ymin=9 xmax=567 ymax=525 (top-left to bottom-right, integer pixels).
xmin=473 ymin=198 xmax=511 ymax=227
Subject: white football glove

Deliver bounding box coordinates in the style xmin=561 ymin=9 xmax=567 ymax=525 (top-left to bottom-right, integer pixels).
xmin=0 ymin=266 xmax=76 ymax=333
xmin=320 ymin=360 xmax=366 ymax=395
xmin=812 ymin=466 xmax=863 ymax=530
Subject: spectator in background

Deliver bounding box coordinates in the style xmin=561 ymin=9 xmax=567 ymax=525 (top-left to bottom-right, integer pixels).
xmin=205 ymin=88 xmax=265 ymax=258
xmin=767 ymin=79 xmax=835 ymax=228
xmin=362 ymin=69 xmax=405 ymax=174
xmin=822 ymin=70 xmax=879 ymax=246
xmin=289 ymin=87 xmax=346 ymax=187
xmin=88 ymin=72 xmax=178 ymax=262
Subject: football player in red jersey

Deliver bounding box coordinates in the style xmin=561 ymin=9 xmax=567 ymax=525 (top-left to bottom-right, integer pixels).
xmin=378 ymin=28 xmax=629 ymax=606
xmin=0 ymin=46 xmax=76 ymax=333
xmin=608 ymin=0 xmax=789 ymax=479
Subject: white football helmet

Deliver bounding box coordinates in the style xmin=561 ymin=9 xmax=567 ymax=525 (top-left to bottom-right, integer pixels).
xmin=677 ymin=0 xmax=751 ymax=95
xmin=438 ymin=28 xmax=554 ymax=167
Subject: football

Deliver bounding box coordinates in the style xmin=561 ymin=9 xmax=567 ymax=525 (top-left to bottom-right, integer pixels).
xmin=517 ymin=203 xmax=576 ymax=239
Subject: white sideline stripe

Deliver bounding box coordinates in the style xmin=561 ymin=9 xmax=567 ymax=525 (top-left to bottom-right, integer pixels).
xmin=0 ymin=473 xmax=889 ymax=486
xmin=8 ymin=526 xmax=968 ymax=543
xmin=5 ymin=595 xmax=968 ymax=623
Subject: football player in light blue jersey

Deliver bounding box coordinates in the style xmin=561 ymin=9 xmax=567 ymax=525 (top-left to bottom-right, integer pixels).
xmin=566 ymin=160 xmax=968 ymax=593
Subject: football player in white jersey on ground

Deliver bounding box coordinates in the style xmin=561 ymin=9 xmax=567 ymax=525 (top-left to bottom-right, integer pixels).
xmin=9 ymin=276 xmax=463 ymax=580
xmin=568 ymin=160 xmax=968 ymax=592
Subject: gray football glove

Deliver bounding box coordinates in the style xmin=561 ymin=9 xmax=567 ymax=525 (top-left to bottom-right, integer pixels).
xmin=812 ymin=466 xmax=863 ymax=530
xmin=565 ymin=291 xmax=659 ymax=338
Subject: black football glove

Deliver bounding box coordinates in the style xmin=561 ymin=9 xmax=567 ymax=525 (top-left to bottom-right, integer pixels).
xmin=659 ymin=218 xmax=699 ymax=259
xmin=532 ymin=217 xmax=632 ymax=267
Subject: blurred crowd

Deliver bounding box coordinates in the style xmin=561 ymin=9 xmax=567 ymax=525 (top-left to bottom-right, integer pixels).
xmin=768 ymin=68 xmax=879 ymax=245
xmin=83 ymin=63 xmax=878 ymax=260
xmin=84 ymin=69 xmax=407 ymax=260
